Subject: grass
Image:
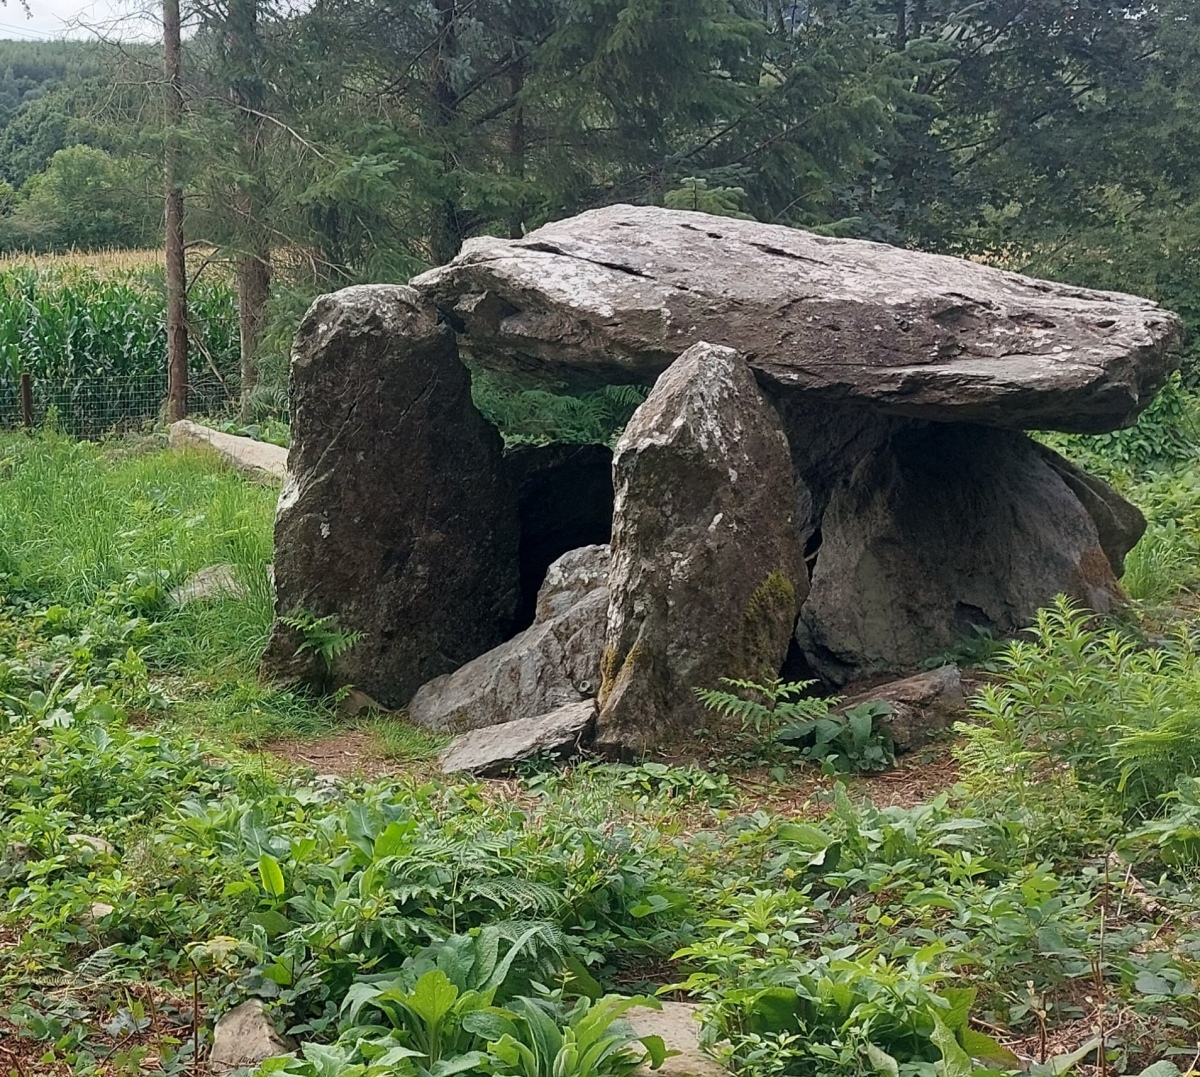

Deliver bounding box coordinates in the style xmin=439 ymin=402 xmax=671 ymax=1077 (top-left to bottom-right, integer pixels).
xmin=5 ymin=430 xmax=1200 ymax=1077
xmin=0 ymin=430 xmax=323 ymax=743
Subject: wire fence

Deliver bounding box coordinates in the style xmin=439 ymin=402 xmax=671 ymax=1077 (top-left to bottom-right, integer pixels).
xmin=0 ymin=373 xmax=238 ymax=439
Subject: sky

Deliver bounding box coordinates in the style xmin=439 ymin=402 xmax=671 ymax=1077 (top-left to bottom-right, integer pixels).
xmin=0 ymin=0 xmax=158 ymax=41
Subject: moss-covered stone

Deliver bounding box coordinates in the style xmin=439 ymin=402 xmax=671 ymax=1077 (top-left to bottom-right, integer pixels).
xmin=739 ymin=570 xmax=797 ymax=681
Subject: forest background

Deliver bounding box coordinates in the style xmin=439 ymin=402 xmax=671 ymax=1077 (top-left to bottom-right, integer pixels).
xmin=0 ymin=0 xmax=1195 ymax=416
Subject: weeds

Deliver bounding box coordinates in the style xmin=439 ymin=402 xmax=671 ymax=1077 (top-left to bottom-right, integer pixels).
xmin=4 ymin=435 xmax=1200 ymax=1077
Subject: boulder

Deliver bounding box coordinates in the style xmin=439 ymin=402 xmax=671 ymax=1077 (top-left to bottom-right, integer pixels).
xmin=798 ymin=425 xmax=1128 ymax=684
xmin=505 ymin=443 xmax=614 ymax=630
xmin=1035 ymin=443 xmax=1146 ymax=575
xmin=629 ymin=1002 xmax=725 ymax=1077
xmin=413 ymin=205 xmax=1181 ymax=433
xmin=841 ymin=664 xmax=966 ymax=754
xmin=262 ymin=285 xmax=520 ymax=707
xmin=595 ymin=342 xmax=807 ymax=756
xmin=169 ymin=419 xmax=287 ymax=482
xmin=408 ymin=545 xmax=609 ymax=732
xmin=210 ymin=999 xmax=295 ymax=1071
xmin=439 ymin=699 xmax=596 ymax=775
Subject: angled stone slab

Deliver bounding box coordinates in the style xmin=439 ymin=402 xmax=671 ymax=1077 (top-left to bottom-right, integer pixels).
xmin=596 ymin=342 xmax=806 ymax=756
xmin=413 ymin=205 xmax=1180 ymax=433
xmin=439 ymin=699 xmax=596 ymax=775
xmin=408 ymin=545 xmax=609 ymax=733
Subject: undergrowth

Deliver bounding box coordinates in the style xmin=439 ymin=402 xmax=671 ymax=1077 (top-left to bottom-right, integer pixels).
xmin=4 ymin=434 xmax=1200 ymax=1076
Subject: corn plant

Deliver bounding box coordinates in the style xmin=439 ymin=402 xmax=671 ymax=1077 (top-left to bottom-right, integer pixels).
xmin=0 ymin=264 xmax=239 ymax=436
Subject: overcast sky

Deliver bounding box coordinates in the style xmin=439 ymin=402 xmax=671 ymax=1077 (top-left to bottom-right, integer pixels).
xmin=0 ymin=0 xmax=158 ymax=41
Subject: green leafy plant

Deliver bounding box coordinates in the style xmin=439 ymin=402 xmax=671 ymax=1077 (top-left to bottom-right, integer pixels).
xmin=696 ymin=678 xmax=894 ymax=772
xmin=279 ymin=610 xmax=365 ymax=690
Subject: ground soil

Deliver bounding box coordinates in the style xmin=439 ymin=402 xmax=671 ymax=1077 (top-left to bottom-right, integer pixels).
xmin=261 ymin=726 xmax=963 ymax=817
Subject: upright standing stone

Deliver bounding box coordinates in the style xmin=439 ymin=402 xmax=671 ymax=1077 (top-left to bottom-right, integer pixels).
xmin=595 ymin=343 xmax=807 ymax=756
xmin=263 ymin=285 xmax=519 ymax=707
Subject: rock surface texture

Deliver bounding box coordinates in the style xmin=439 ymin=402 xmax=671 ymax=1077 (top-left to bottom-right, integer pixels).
xmin=628 ymin=1002 xmax=725 ymax=1077
xmin=439 ymin=699 xmax=596 ymax=775
xmin=841 ymin=665 xmax=966 ymax=754
xmin=414 ymin=205 xmax=1180 ymax=433
xmin=407 ymin=545 xmax=609 ymax=732
xmin=262 ymin=285 xmax=519 ymax=707
xmin=596 ymin=342 xmax=806 ymax=755
xmin=799 ymin=425 xmax=1130 ymax=683
xmin=210 ymin=999 xmax=296 ymax=1071
xmin=269 ymin=207 xmax=1180 ymax=755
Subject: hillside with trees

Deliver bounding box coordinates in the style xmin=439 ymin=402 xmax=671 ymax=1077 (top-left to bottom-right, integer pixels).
xmin=0 ymin=2 xmax=1195 ymax=401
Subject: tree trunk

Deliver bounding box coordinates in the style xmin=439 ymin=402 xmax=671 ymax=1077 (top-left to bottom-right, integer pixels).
xmin=227 ymin=0 xmax=271 ymax=418
xmin=507 ymin=54 xmax=526 ymax=239
xmin=429 ymin=0 xmax=462 ymax=264
xmin=237 ymin=253 xmax=270 ymax=413
xmin=896 ymin=0 xmax=908 ymax=49
xmin=163 ymin=0 xmax=188 ymax=422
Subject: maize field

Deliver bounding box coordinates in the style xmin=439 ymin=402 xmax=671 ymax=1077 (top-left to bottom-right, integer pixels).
xmin=0 ymin=262 xmax=240 ymax=437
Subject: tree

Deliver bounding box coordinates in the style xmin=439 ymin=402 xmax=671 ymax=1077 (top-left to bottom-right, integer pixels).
xmin=164 ymin=0 xmax=188 ymax=422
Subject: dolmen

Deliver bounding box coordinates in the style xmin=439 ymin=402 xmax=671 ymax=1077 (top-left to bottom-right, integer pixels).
xmin=262 ymin=205 xmax=1181 ymax=757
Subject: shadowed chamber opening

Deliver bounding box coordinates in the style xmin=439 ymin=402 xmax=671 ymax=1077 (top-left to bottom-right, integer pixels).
xmin=504 ymin=443 xmax=615 ymax=632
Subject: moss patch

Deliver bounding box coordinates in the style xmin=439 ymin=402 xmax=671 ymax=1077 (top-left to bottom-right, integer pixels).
xmin=739 ymin=570 xmax=797 ymax=681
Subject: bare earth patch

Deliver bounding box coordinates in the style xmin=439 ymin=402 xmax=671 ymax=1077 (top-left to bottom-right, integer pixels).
xmin=260 ymin=730 xmax=403 ymax=781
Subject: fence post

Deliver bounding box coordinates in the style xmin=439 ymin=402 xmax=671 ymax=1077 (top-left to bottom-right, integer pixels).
xmin=19 ymin=372 xmax=32 ymax=430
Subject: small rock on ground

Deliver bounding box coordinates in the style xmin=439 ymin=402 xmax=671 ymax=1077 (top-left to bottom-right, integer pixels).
xmin=439 ymin=700 xmax=596 ymax=776
xmin=841 ymin=664 xmax=966 ymax=754
xmin=67 ymin=834 xmax=115 ymax=858
xmin=210 ymin=999 xmax=296 ymax=1071
xmin=171 ymin=564 xmax=246 ymax=606
xmin=629 ymin=1002 xmax=726 ymax=1077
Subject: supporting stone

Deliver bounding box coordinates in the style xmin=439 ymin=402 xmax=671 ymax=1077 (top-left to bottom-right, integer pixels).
xmin=262 ymin=285 xmax=519 ymax=707
xmin=595 ymin=342 xmax=807 ymax=756
xmin=798 ymin=425 xmax=1129 ymax=684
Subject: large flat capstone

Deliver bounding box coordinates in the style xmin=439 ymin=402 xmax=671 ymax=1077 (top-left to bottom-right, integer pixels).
xmin=413 ymin=205 xmax=1180 ymax=433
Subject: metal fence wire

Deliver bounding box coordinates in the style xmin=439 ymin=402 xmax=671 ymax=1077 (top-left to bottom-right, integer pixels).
xmin=0 ymin=373 xmax=237 ymax=439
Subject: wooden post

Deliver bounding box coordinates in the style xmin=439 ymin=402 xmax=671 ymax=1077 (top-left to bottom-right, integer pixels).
xmin=164 ymin=0 xmax=189 ymax=422
xmin=19 ymin=372 xmax=32 ymax=429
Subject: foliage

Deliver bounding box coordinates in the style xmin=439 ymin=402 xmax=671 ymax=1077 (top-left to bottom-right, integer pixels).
xmin=664 ymin=178 xmax=753 ymax=220
xmin=279 ymin=610 xmax=365 ymax=689
xmin=6 ymin=436 xmax=1200 ymax=1075
xmin=1040 ymin=376 xmax=1200 ymax=486
xmin=958 ymin=597 xmax=1200 ymax=823
xmin=696 ymin=677 xmax=895 ymax=773
xmin=471 ymin=373 xmax=647 ymax=447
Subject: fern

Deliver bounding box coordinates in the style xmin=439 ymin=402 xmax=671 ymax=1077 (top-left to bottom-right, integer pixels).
xmin=695 ymin=676 xmax=832 ymax=735
xmin=467 ymin=877 xmax=564 ymax=915
xmin=471 ymin=369 xmax=648 ymax=446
